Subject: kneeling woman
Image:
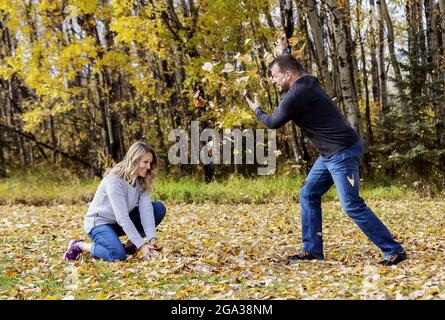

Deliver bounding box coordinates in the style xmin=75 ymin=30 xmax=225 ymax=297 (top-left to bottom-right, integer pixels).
xmin=64 ymin=141 xmax=166 ymax=262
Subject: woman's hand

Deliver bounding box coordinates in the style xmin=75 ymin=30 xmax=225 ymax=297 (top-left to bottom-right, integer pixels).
xmin=139 ymin=239 xmax=160 ymax=261
xmin=147 ymin=237 xmax=157 ymax=247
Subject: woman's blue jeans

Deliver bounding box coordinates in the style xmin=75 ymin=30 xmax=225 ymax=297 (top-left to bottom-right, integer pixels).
xmin=299 ymin=140 xmax=405 ymax=259
xmin=88 ymin=202 xmax=166 ymax=262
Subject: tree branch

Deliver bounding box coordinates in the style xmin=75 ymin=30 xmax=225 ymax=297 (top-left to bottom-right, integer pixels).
xmin=0 ymin=123 xmax=98 ymax=172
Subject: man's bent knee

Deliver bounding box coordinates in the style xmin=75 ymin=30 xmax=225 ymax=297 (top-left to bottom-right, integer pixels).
xmin=342 ymin=200 xmax=369 ymax=218
xmin=299 ymin=183 xmax=317 ymax=201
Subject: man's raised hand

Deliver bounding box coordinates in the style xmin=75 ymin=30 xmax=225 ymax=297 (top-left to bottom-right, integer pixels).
xmin=245 ymin=94 xmax=261 ymax=112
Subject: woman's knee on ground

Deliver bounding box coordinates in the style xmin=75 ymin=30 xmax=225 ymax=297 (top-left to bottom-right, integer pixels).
xmin=106 ymin=245 xmax=127 ymax=262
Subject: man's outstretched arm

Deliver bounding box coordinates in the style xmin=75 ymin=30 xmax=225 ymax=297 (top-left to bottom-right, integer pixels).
xmin=246 ymin=94 xmax=296 ymax=129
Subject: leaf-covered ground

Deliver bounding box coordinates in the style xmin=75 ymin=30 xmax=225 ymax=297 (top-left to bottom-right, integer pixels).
xmin=0 ymin=200 xmax=444 ymax=299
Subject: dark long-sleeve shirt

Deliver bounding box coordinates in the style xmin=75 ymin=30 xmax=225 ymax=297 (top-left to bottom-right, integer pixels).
xmin=255 ymin=74 xmax=359 ymax=157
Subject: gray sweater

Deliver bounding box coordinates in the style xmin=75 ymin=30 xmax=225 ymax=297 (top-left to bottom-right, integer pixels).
xmin=84 ymin=175 xmax=156 ymax=248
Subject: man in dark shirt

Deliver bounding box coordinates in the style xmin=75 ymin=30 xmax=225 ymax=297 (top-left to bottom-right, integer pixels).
xmin=246 ymin=49 xmax=406 ymax=266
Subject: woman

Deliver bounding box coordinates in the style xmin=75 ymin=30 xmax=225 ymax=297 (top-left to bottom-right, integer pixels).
xmin=64 ymin=141 xmax=166 ymax=262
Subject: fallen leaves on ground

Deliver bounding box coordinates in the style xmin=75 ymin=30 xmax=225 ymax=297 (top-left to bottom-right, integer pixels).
xmin=0 ymin=200 xmax=444 ymax=299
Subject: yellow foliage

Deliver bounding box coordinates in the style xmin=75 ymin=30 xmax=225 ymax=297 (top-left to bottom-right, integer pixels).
xmin=70 ymin=0 xmax=99 ymax=14
xmin=22 ymin=107 xmax=49 ymax=132
xmin=57 ymin=38 xmax=98 ymax=71
xmin=111 ymin=0 xmax=135 ymax=17
xmin=101 ymin=51 xmax=131 ymax=71
xmin=38 ymin=0 xmax=59 ymax=12
xmin=110 ymin=16 xmax=142 ymax=45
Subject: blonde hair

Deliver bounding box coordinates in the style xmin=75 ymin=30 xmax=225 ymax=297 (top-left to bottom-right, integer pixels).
xmin=105 ymin=141 xmax=158 ymax=193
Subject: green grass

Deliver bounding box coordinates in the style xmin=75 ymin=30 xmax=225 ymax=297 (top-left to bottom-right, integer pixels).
xmin=0 ymin=166 xmax=100 ymax=205
xmin=0 ymin=276 xmax=15 ymax=292
xmin=0 ymin=165 xmax=436 ymax=206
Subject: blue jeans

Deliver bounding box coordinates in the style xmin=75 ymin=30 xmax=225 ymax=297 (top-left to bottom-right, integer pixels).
xmin=88 ymin=202 xmax=166 ymax=262
xmin=299 ymin=140 xmax=405 ymax=259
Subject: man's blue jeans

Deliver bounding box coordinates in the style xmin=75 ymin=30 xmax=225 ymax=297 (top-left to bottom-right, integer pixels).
xmin=299 ymin=140 xmax=405 ymax=259
xmin=88 ymin=202 xmax=166 ymax=262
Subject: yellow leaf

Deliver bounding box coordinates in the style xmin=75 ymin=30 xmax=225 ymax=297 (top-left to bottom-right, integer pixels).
xmin=292 ymin=50 xmax=301 ymax=58
xmin=220 ymin=86 xmax=228 ymax=97
xmin=222 ymin=63 xmax=235 ymax=73
xmin=95 ymin=292 xmax=106 ymax=300
xmin=288 ymin=37 xmax=299 ymax=46
xmin=202 ymin=62 xmax=213 ymax=71
xmin=195 ymin=97 xmax=207 ymax=108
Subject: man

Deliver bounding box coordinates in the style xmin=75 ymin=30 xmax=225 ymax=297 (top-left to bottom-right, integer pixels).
xmin=245 ymin=39 xmax=406 ymax=266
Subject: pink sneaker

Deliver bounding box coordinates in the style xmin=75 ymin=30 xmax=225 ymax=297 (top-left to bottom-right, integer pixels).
xmin=64 ymin=239 xmax=83 ymax=261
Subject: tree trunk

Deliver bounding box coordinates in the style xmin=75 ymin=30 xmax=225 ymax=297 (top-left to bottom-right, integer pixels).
xmin=434 ymin=1 xmax=445 ymax=145
xmin=357 ymin=1 xmax=373 ymax=143
xmin=49 ymin=115 xmax=58 ymax=163
xmin=367 ymin=6 xmax=381 ymax=116
xmin=287 ymin=122 xmax=305 ymax=173
xmin=439 ymin=1 xmax=445 ymax=50
xmin=279 ymin=0 xmax=294 ymax=39
xmin=328 ymin=0 xmax=364 ymax=137
xmin=374 ymin=0 xmax=389 ymax=120
xmin=97 ymin=84 xmax=112 ymax=160
xmin=304 ymin=0 xmax=335 ymax=97
xmin=326 ymin=21 xmax=344 ymax=110
xmin=407 ymin=0 xmax=424 ymax=110
xmin=379 ymin=0 xmax=403 ymax=85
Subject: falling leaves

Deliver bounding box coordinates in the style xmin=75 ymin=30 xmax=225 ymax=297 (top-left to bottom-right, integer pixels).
xmin=291 ymin=50 xmax=302 ymax=58
xmin=201 ymin=62 xmax=214 ymax=72
xmin=234 ymin=52 xmax=252 ymax=64
xmin=272 ymin=45 xmax=283 ymax=56
xmin=291 ymin=43 xmax=306 ymax=59
xmin=288 ymin=37 xmax=300 ymax=47
xmin=191 ymin=90 xmax=207 ymax=108
xmin=220 ymin=85 xmax=228 ymax=97
xmin=263 ymin=52 xmax=274 ymax=65
xmin=235 ymin=76 xmax=249 ymax=86
xmin=222 ymin=63 xmax=235 ymax=73
xmin=0 ymin=200 xmax=444 ymax=299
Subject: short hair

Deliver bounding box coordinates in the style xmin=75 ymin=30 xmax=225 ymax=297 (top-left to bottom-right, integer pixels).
xmin=270 ymin=55 xmax=304 ymax=75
